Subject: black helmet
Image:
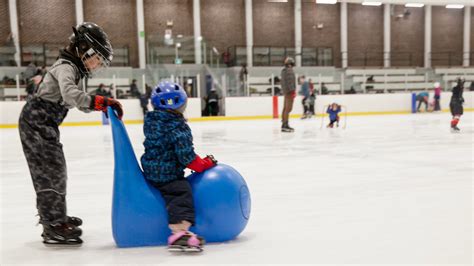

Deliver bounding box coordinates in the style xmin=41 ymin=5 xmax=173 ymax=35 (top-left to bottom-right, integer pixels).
xmin=70 ymin=22 xmax=113 ymax=71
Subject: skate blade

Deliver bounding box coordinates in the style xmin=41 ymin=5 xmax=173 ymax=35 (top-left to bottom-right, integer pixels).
xmin=43 ymin=238 xmax=83 ymax=247
xmin=168 ymin=245 xmax=203 ymax=252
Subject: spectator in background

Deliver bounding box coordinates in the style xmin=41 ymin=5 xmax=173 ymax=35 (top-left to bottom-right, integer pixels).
xmin=239 ymin=63 xmax=248 ymax=94
xmin=366 ymin=75 xmax=375 ymax=91
xmin=139 ymin=84 xmax=152 ymax=116
xmin=205 ymin=88 xmax=220 ymax=116
xmin=25 ymin=75 xmax=42 ymax=100
xmin=321 ymin=82 xmax=329 ymax=95
xmin=280 ymin=57 xmax=296 ymax=132
xmin=433 ymin=82 xmax=442 ymax=112
xmin=23 ymin=62 xmax=37 ymax=83
xmin=129 ymin=79 xmax=140 ymax=98
xmin=95 ymin=83 xmax=112 ymax=98
xmin=416 ymin=91 xmax=429 ymax=112
xmin=222 ymin=51 xmax=231 ymax=67
xmin=347 ymin=85 xmax=357 ymax=94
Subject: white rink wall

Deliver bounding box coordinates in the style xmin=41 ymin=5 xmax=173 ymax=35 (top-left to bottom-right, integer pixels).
xmin=0 ymin=92 xmax=472 ymax=126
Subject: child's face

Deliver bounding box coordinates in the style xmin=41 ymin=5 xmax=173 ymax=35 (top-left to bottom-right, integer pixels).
xmin=84 ymin=54 xmax=102 ymax=71
xmin=332 ymin=104 xmax=338 ymax=110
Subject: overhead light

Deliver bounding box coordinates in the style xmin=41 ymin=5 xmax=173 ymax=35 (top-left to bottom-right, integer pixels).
xmin=446 ymin=4 xmax=464 ymax=9
xmin=405 ymin=3 xmax=424 ymax=8
xmin=316 ymin=0 xmax=337 ymax=4
xmin=362 ymin=1 xmax=382 ymax=6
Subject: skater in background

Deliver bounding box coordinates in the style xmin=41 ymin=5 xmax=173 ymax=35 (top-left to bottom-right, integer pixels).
xmin=141 ymin=81 xmax=216 ymax=252
xmin=416 ymin=91 xmax=429 ymax=112
xmin=307 ymin=89 xmax=316 ymax=118
xmin=299 ymin=75 xmax=311 ymax=119
xmin=18 ymin=22 xmax=122 ymax=246
xmin=281 ymin=57 xmax=296 ymax=132
xmin=449 ymin=78 xmax=465 ymax=132
xmin=433 ymin=82 xmax=442 ymax=112
xmin=326 ymin=103 xmax=342 ymax=128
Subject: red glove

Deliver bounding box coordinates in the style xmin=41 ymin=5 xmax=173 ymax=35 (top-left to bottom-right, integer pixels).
xmin=291 ymin=91 xmax=296 ymax=99
xmin=187 ymin=155 xmax=217 ymax=173
xmin=91 ymin=95 xmax=123 ymax=120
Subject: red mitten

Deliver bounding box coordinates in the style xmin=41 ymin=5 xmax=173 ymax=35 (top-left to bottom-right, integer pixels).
xmin=91 ymin=95 xmax=123 ymax=120
xmin=291 ymin=91 xmax=296 ymax=99
xmin=187 ymin=155 xmax=217 ymax=173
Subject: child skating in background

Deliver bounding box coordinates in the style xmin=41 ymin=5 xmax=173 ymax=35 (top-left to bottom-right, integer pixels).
xmin=140 ymin=81 xmax=217 ymax=252
xmin=449 ymin=78 xmax=465 ymax=132
xmin=326 ymin=103 xmax=342 ymax=128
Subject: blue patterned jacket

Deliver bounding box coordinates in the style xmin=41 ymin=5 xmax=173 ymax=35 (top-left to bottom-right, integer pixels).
xmin=140 ymin=110 xmax=196 ymax=183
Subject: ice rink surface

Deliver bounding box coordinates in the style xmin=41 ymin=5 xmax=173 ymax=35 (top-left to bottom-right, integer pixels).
xmin=1 ymin=112 xmax=473 ymax=265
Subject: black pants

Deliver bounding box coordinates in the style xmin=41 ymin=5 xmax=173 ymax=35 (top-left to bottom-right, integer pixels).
xmin=302 ymin=97 xmax=309 ymax=114
xmin=19 ymin=98 xmax=69 ymax=224
xmin=151 ymin=179 xmax=195 ymax=225
xmin=417 ymin=99 xmax=428 ymax=111
xmin=450 ymin=100 xmax=463 ymax=116
xmin=208 ymin=102 xmax=219 ymax=116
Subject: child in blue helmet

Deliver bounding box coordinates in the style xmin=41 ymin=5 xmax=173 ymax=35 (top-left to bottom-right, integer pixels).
xmin=326 ymin=103 xmax=342 ymax=128
xmin=140 ymin=81 xmax=216 ymax=252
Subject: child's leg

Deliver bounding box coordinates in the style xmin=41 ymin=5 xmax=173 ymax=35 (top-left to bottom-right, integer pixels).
xmin=336 ymin=116 xmax=340 ymax=127
xmin=327 ymin=118 xmax=335 ymax=128
xmin=451 ymin=115 xmax=460 ymax=128
xmin=154 ymin=179 xmax=195 ymax=228
xmin=19 ymin=101 xmax=69 ymax=225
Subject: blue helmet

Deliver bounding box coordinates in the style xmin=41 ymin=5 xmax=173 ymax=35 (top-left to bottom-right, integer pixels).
xmin=151 ymin=81 xmax=187 ymax=110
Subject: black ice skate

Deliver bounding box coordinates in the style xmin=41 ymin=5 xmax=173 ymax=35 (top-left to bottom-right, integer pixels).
xmin=66 ymin=216 xmax=83 ymax=227
xmin=450 ymin=126 xmax=460 ymax=133
xmin=281 ymin=122 xmax=295 ymax=133
xmin=168 ymin=231 xmax=205 ymax=252
xmin=42 ymin=222 xmax=83 ymax=247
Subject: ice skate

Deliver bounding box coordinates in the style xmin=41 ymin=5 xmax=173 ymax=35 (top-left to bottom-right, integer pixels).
xmin=66 ymin=216 xmax=83 ymax=227
xmin=281 ymin=122 xmax=295 ymax=133
xmin=168 ymin=231 xmax=205 ymax=252
xmin=42 ymin=222 xmax=83 ymax=247
xmin=450 ymin=126 xmax=460 ymax=133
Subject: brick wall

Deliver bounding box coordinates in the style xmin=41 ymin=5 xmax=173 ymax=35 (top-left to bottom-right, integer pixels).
xmin=347 ymin=3 xmax=383 ymax=67
xmin=17 ymin=0 xmax=75 ymax=45
xmin=253 ymin=0 xmax=294 ymax=47
xmin=201 ymin=0 xmax=245 ymax=56
xmin=144 ymin=0 xmax=193 ymax=37
xmin=432 ymin=6 xmax=463 ymax=66
xmin=0 ymin=0 xmax=10 ymax=46
xmin=391 ymin=5 xmax=424 ymax=67
xmin=84 ymin=0 xmax=138 ymax=67
xmin=471 ymin=9 xmax=474 ymax=66
xmin=302 ymin=2 xmax=340 ymax=67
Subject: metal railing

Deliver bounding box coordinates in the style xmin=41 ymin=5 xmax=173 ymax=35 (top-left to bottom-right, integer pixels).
xmin=227 ymin=46 xmax=334 ymax=67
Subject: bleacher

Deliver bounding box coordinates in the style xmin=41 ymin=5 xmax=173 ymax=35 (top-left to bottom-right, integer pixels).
xmin=247 ymin=73 xmax=340 ymax=96
xmin=346 ymin=68 xmax=432 ymax=93
xmin=435 ymin=68 xmax=474 ymax=88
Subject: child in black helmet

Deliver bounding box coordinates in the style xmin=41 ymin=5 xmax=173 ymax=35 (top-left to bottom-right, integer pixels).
xmin=18 ymin=22 xmax=123 ymax=246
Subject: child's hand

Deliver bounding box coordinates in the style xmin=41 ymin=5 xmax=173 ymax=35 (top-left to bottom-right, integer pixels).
xmin=187 ymin=155 xmax=217 ymax=172
xmin=204 ymin=155 xmax=218 ymax=165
